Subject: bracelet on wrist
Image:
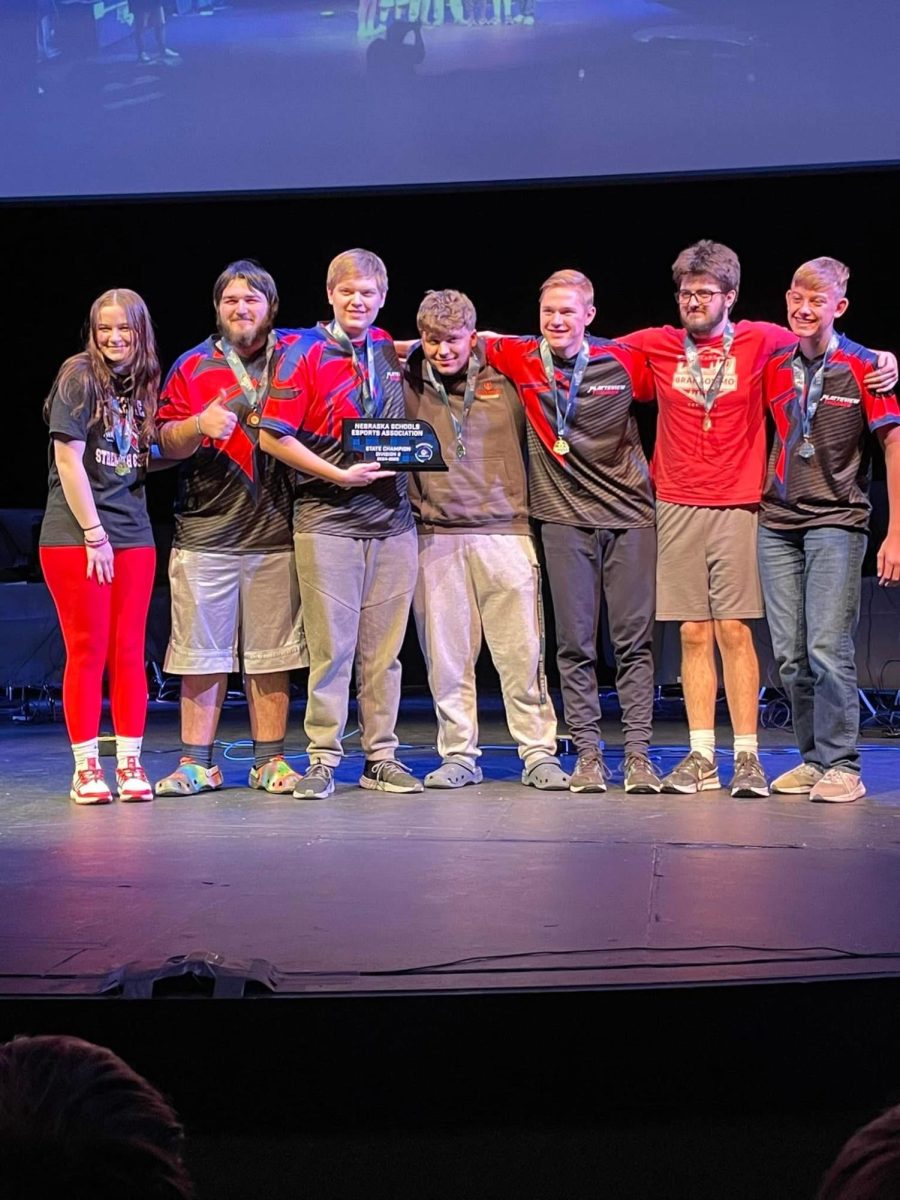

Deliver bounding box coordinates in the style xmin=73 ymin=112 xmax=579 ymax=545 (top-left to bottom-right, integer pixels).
xmin=84 ymin=534 xmax=109 ymax=548
xmin=81 ymin=522 xmax=103 ymax=532
xmin=195 ymin=414 xmax=203 ymax=437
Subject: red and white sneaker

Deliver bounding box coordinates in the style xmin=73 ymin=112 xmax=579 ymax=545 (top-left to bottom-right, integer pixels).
xmin=70 ymin=758 xmax=113 ymax=806
xmin=115 ymin=756 xmax=154 ymax=803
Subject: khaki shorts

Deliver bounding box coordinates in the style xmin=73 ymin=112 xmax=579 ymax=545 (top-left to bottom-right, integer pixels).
xmin=656 ymin=501 xmax=764 ymax=622
xmin=164 ymin=547 xmax=308 ymax=675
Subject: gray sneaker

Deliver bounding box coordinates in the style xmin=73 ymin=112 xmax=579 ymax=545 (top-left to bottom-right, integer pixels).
xmin=521 ymin=757 xmax=570 ymax=790
xmin=809 ymin=768 xmax=866 ymax=804
xmin=730 ymin=751 xmax=770 ymax=798
xmin=293 ymin=762 xmax=335 ymax=799
xmin=360 ymin=759 xmax=424 ymax=793
xmin=623 ymin=752 xmax=662 ymax=794
xmin=424 ymin=759 xmax=483 ymax=789
xmin=569 ymin=750 xmax=608 ymax=793
xmin=661 ymin=751 xmax=720 ymax=794
xmin=771 ymin=762 xmax=824 ymax=794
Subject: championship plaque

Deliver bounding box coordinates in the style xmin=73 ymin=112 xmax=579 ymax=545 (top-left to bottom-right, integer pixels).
xmin=342 ymin=418 xmax=449 ymax=471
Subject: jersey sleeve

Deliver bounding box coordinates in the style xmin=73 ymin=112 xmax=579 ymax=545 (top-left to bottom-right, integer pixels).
xmin=259 ymin=341 xmax=313 ymax=437
xmin=156 ymin=360 xmax=197 ymax=426
xmin=761 ymin=350 xmax=787 ymax=411
xmin=860 ymin=369 xmax=900 ymax=431
xmin=483 ymin=336 xmax=531 ymax=381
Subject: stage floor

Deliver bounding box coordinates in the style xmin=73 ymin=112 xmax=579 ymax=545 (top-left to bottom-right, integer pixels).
xmin=2 ymin=695 xmax=899 ymax=999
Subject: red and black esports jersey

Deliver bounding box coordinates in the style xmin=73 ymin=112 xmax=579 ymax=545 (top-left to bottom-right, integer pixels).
xmin=158 ymin=332 xmax=302 ymax=552
xmin=761 ymin=333 xmax=900 ymax=532
xmin=260 ymin=323 xmax=413 ymax=539
xmin=484 ymin=334 xmax=655 ymax=528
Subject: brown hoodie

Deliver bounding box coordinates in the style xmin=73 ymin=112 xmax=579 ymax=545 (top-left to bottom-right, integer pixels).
xmin=404 ymin=341 xmax=530 ymax=535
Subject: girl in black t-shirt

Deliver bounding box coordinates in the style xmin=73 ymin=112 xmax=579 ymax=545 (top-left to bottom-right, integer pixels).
xmin=39 ymin=289 xmax=159 ymax=804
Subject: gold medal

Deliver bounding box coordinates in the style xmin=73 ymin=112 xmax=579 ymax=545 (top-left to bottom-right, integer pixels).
xmin=456 ymin=442 xmax=466 ymax=460
xmin=553 ymin=437 xmax=570 ymax=455
xmin=247 ymin=410 xmax=261 ymax=427
xmin=115 ymin=458 xmax=129 ymax=477
xmin=702 ymin=415 xmax=712 ymax=432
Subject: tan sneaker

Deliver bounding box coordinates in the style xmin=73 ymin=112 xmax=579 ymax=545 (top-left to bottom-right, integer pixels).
xmin=771 ymin=762 xmax=824 ymax=794
xmin=809 ymin=769 xmax=866 ymax=804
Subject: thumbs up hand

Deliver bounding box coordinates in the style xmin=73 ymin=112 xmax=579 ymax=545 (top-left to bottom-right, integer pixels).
xmin=198 ymin=393 xmax=239 ymax=440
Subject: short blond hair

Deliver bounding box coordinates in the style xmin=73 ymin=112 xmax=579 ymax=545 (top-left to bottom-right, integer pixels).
xmin=540 ymin=269 xmax=594 ymax=307
xmin=327 ymin=248 xmax=388 ymax=293
xmin=792 ymin=256 xmax=850 ymax=298
xmin=416 ymin=289 xmax=477 ymax=335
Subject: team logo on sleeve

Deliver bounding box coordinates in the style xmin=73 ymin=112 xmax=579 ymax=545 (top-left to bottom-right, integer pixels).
xmin=672 ymin=350 xmax=738 ymax=402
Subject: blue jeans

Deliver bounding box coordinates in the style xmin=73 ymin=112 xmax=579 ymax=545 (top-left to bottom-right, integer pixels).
xmin=757 ymin=525 xmax=866 ymax=773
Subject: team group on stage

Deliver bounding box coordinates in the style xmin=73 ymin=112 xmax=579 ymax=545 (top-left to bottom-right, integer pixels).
xmin=39 ymin=241 xmax=900 ymax=807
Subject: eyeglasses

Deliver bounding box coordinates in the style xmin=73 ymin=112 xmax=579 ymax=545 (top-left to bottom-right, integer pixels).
xmin=676 ymin=289 xmax=726 ymax=305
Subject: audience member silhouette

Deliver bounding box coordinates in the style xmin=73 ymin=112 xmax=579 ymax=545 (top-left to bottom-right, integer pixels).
xmin=817 ymin=1103 xmax=900 ymax=1199
xmin=0 ymin=1034 xmax=194 ymax=1198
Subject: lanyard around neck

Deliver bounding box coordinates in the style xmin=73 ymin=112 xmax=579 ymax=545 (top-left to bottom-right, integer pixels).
xmin=539 ymin=337 xmax=590 ymax=445
xmin=329 ymin=322 xmax=381 ymax=416
xmin=218 ymin=332 xmax=276 ymax=423
xmin=792 ymin=333 xmax=839 ymax=445
xmin=423 ymin=349 xmax=482 ymax=459
xmin=682 ymin=322 xmax=735 ymax=417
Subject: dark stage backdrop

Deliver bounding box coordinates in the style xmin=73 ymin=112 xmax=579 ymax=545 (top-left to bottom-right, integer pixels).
xmin=6 ymin=164 xmax=899 ymax=519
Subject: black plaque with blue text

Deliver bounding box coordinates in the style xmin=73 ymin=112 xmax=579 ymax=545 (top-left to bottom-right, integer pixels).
xmin=342 ymin=417 xmax=448 ymax=471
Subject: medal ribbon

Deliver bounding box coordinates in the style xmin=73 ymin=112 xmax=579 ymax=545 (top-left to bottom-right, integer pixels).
xmin=108 ymin=392 xmax=132 ymax=457
xmin=423 ymin=348 xmax=482 ymax=458
xmin=682 ymin=322 xmax=735 ymax=417
xmin=791 ymin=333 xmax=839 ymax=445
xmin=329 ymin=322 xmax=382 ymax=417
xmin=539 ymin=338 xmax=590 ymax=446
xmin=218 ymin=332 xmax=276 ymax=418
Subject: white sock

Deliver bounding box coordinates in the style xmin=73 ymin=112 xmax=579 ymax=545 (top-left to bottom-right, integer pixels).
xmin=72 ymin=738 xmax=99 ymax=772
xmin=733 ymin=734 xmax=759 ymax=757
xmin=689 ymin=730 xmax=716 ymax=763
xmin=116 ymin=736 xmax=143 ymax=770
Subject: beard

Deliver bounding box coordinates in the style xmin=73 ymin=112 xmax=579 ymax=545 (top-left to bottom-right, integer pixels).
xmin=217 ymin=315 xmax=273 ymax=355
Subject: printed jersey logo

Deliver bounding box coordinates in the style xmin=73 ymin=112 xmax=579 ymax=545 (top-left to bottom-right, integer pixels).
xmin=822 ymin=394 xmax=860 ymax=407
xmin=476 ymin=382 xmax=501 ymax=399
xmin=385 ymin=369 xmax=402 ymax=383
xmin=672 ymin=352 xmax=738 ymax=402
xmin=586 ymin=383 xmax=626 ymax=395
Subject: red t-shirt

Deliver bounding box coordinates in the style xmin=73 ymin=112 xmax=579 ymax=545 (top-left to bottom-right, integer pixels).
xmin=622 ymin=321 xmax=796 ymax=507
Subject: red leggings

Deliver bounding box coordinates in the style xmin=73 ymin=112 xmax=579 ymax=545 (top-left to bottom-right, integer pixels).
xmin=40 ymin=545 xmax=156 ymax=744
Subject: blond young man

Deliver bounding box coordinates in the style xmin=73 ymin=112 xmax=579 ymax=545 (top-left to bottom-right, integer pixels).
xmin=758 ymin=257 xmax=900 ymax=802
xmin=405 ymin=289 xmax=568 ymax=789
xmin=260 ymin=249 xmax=422 ymax=798
xmin=483 ymin=270 xmax=661 ymax=794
